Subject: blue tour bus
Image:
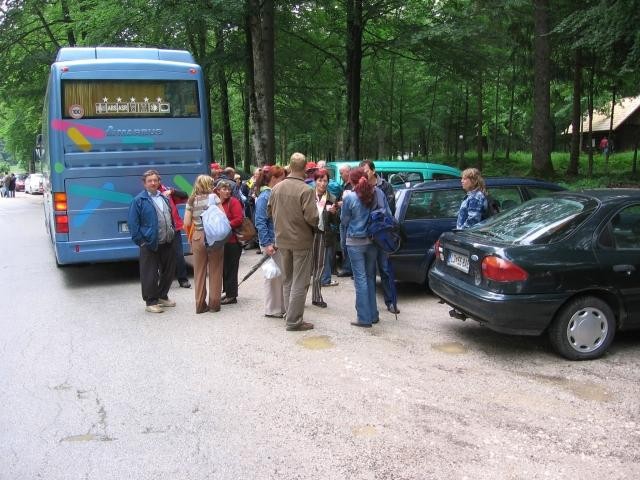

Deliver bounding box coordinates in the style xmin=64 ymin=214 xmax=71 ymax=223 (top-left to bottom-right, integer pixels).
xmin=39 ymin=47 xmax=210 ymax=265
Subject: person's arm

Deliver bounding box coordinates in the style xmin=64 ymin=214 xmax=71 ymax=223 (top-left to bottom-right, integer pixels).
xmin=381 ymin=180 xmax=396 ymax=214
xmin=127 ymin=198 xmax=142 ymax=245
xmin=340 ymin=195 xmax=352 ymax=228
xmin=255 ymin=193 xmax=275 ymax=253
xmin=183 ymin=196 xmax=195 ymax=229
xmin=301 ymin=187 xmax=320 ymax=228
xmin=227 ymin=197 xmax=244 ymax=229
xmin=461 ymin=192 xmax=485 ymax=228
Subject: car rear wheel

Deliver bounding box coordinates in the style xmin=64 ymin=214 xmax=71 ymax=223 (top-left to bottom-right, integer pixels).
xmin=548 ymin=296 xmax=615 ymax=360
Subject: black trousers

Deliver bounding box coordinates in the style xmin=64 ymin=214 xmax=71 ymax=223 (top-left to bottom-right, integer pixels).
xmin=139 ymin=242 xmax=177 ymax=305
xmin=222 ymin=242 xmax=242 ymax=298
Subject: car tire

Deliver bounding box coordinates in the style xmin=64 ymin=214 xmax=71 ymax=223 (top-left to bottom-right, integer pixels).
xmin=548 ymin=296 xmax=615 ymax=360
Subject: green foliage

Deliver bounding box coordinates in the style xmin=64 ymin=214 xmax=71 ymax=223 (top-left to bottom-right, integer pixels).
xmin=0 ymin=0 xmax=637 ymax=173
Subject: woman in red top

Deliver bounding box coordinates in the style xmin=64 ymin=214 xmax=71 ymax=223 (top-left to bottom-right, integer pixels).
xmin=218 ymin=180 xmax=244 ymax=305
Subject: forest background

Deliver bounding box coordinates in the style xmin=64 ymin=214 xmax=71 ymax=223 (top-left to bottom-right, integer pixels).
xmin=0 ymin=0 xmax=639 ymax=187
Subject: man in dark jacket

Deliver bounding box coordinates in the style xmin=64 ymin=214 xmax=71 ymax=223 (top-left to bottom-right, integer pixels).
xmin=128 ymin=170 xmax=177 ymax=313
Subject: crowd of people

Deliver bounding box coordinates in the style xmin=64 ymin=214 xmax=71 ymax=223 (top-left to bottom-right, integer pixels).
xmin=127 ymin=156 xmax=491 ymax=331
xmin=0 ymin=172 xmax=17 ymax=197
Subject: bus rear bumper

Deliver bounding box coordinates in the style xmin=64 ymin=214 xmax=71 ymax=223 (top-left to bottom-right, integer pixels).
xmin=54 ymin=238 xmax=192 ymax=265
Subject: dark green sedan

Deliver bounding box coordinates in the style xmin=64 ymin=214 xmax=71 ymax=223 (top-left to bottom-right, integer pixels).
xmin=429 ymin=189 xmax=640 ymax=360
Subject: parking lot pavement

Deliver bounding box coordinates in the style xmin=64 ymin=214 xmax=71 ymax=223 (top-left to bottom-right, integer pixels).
xmin=3 ymin=200 xmax=640 ymax=479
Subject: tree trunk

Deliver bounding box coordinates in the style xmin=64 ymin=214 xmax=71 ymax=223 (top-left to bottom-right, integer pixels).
xmin=532 ymin=0 xmax=554 ymax=176
xmin=605 ymin=84 xmax=616 ymax=172
xmin=389 ymin=56 xmax=396 ymax=157
xmin=215 ymin=26 xmax=235 ymax=168
xmin=505 ymin=56 xmax=516 ymax=162
xmin=567 ymin=49 xmax=582 ymax=176
xmin=633 ymin=132 xmax=638 ymax=175
xmin=242 ymin=80 xmax=251 ymax=173
xmin=345 ymin=0 xmax=363 ymax=161
xmin=247 ymin=0 xmax=275 ymax=165
xmin=459 ymin=83 xmax=469 ymax=169
xmin=187 ymin=17 xmax=215 ymax=164
xmin=587 ymin=63 xmax=595 ymax=176
xmin=491 ymin=69 xmax=500 ymax=163
xmin=475 ymin=72 xmax=484 ymax=170
xmin=60 ymin=0 xmax=77 ymax=46
xmin=425 ymin=76 xmax=439 ymax=162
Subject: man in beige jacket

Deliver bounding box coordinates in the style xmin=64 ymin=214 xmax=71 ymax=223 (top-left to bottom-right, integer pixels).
xmin=268 ymin=152 xmax=319 ymax=331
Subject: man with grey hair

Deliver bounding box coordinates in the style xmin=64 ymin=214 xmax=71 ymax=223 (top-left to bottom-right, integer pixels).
xmin=128 ymin=169 xmax=177 ymax=313
xmin=268 ymin=152 xmax=319 ymax=331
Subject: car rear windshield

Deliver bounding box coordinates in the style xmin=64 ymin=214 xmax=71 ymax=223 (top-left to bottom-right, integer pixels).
xmin=470 ymin=197 xmax=597 ymax=245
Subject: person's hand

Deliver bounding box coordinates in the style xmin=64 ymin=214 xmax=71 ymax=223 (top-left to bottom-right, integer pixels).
xmin=264 ymin=244 xmax=277 ymax=256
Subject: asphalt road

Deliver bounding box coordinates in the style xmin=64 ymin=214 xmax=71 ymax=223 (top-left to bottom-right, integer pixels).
xmin=1 ymin=192 xmax=639 ymax=480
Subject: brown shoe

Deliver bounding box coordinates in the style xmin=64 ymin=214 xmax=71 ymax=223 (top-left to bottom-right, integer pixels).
xmin=286 ymin=321 xmax=314 ymax=331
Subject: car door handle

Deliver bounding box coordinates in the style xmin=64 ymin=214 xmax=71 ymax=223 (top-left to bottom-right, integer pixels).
xmin=613 ymin=264 xmax=636 ymax=274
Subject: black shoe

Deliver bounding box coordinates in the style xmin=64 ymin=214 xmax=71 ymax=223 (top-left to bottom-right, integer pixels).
xmin=179 ymin=280 xmax=191 ymax=288
xmin=286 ymin=321 xmax=314 ymax=331
xmin=312 ymin=301 xmax=327 ymax=308
xmin=350 ymin=321 xmax=372 ymax=328
xmin=336 ymin=270 xmax=352 ymax=278
xmin=387 ymin=304 xmax=400 ymax=314
xmin=265 ymin=313 xmax=285 ymax=318
xmin=372 ymin=318 xmax=379 ymax=324
xmin=220 ymin=297 xmax=237 ymax=305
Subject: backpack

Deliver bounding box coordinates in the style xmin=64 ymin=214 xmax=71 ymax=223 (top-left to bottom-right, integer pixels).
xmin=367 ymin=190 xmax=401 ymax=254
xmin=482 ymin=194 xmax=500 ymax=220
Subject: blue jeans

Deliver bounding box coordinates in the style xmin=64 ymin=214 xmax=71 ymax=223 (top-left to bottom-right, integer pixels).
xmin=321 ymin=244 xmax=334 ymax=285
xmin=347 ymin=243 xmax=379 ymax=324
xmin=377 ymin=248 xmax=395 ymax=306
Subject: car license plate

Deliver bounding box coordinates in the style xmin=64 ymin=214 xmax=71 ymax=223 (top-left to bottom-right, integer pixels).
xmin=447 ymin=251 xmax=469 ymax=273
xmin=118 ymin=221 xmax=129 ymax=233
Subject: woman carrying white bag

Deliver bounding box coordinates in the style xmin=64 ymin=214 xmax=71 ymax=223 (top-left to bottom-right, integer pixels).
xmin=184 ymin=175 xmax=227 ymax=314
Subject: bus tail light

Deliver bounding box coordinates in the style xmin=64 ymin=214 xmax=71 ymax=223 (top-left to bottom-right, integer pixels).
xmin=54 ymin=192 xmax=67 ymax=211
xmin=481 ymin=256 xmax=528 ymax=282
xmin=55 ymin=215 xmax=69 ymax=234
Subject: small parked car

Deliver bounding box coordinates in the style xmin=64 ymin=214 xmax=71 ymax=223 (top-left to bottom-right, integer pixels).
xmin=25 ymin=173 xmax=45 ymax=194
xmin=391 ymin=177 xmax=565 ymax=286
xmin=14 ymin=174 xmax=27 ymax=192
xmin=326 ymin=161 xmax=462 ymax=190
xmin=428 ymin=189 xmax=640 ymax=360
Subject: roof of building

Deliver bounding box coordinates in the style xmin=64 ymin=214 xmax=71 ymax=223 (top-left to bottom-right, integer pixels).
xmin=566 ymin=95 xmax=640 ymax=134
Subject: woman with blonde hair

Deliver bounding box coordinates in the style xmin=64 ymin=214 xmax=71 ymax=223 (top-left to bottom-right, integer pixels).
xmin=183 ymin=175 xmax=224 ymax=313
xmin=456 ymin=167 xmax=488 ymax=229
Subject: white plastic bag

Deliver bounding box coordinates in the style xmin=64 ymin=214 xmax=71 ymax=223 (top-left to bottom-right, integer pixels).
xmin=261 ymin=257 xmax=282 ymax=279
xmin=201 ymin=199 xmax=231 ymax=247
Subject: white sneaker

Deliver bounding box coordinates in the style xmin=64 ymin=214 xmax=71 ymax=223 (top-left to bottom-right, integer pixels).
xmin=157 ymin=298 xmax=176 ymax=307
xmin=145 ymin=304 xmax=164 ymax=313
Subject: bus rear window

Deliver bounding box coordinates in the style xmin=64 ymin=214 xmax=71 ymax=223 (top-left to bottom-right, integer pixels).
xmin=62 ymin=80 xmax=200 ymax=119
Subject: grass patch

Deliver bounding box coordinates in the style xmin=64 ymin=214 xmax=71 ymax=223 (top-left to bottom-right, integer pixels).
xmin=427 ymin=150 xmax=640 ymax=189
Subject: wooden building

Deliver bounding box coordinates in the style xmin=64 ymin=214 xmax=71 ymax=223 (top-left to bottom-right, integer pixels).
xmin=566 ymin=95 xmax=640 ymax=152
